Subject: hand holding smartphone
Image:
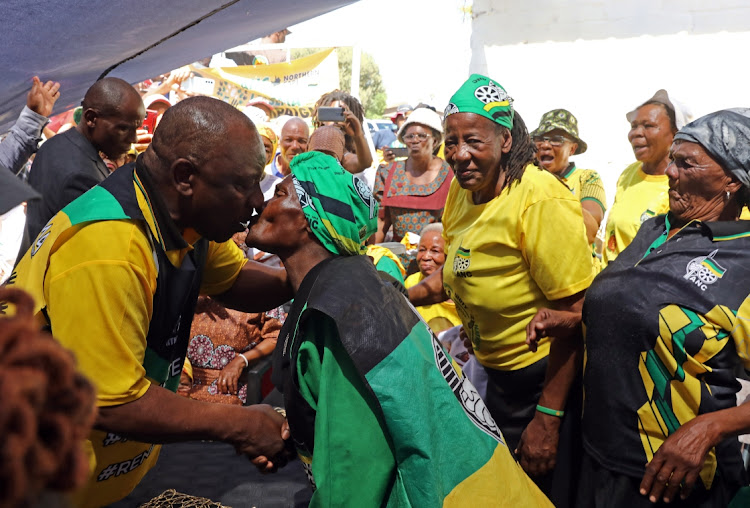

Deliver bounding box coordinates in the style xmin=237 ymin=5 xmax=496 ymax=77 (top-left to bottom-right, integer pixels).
xmin=389 ymin=146 xmax=409 ymax=158
xmin=317 ymin=106 xmax=345 ymax=123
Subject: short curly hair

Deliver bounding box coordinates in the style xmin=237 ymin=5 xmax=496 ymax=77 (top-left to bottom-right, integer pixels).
xmin=0 ymin=287 xmax=96 ymax=507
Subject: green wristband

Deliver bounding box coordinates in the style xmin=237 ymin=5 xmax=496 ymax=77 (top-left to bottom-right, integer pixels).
xmin=536 ymin=404 xmax=564 ymax=418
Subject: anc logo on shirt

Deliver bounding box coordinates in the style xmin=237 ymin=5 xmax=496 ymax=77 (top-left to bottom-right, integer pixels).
xmin=431 ymin=334 xmax=504 ymax=444
xmin=640 ymin=209 xmax=657 ymax=224
xmin=453 ymin=246 xmax=472 ymax=277
xmin=684 ymin=249 xmax=726 ymax=291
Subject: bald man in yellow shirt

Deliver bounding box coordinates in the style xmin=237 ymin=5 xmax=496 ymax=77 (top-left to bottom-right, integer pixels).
xmin=6 ymin=97 xmax=293 ymax=507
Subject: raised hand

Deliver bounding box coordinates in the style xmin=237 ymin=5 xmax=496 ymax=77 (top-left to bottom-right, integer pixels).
xmin=27 ymin=76 xmax=61 ymax=117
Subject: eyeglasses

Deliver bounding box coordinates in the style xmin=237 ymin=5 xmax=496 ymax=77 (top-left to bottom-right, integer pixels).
xmin=403 ymin=133 xmax=431 ymax=141
xmin=532 ymin=135 xmax=571 ymax=147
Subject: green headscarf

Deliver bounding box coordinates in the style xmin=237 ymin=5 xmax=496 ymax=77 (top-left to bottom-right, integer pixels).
xmin=444 ymin=74 xmax=514 ymax=130
xmin=290 ymin=151 xmax=378 ymax=256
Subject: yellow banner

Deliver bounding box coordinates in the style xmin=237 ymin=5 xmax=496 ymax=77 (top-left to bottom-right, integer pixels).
xmin=186 ymin=48 xmax=339 ymax=118
xmin=208 ymin=48 xmax=335 ymax=82
xmin=267 ymin=105 xmax=315 ymax=119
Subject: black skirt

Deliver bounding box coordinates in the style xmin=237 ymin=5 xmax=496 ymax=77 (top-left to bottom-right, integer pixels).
xmin=483 ymin=358 xmax=583 ymax=508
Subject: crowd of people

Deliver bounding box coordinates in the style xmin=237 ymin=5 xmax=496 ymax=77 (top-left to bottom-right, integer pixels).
xmin=1 ymin=61 xmax=750 ymax=508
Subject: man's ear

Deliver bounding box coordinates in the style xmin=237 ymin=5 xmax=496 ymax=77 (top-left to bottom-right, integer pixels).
xmin=172 ymin=158 xmax=197 ymax=196
xmin=82 ymin=108 xmax=98 ymax=128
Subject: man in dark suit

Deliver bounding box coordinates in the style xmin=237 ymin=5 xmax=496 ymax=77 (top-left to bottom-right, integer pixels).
xmin=24 ymin=77 xmax=144 ymax=248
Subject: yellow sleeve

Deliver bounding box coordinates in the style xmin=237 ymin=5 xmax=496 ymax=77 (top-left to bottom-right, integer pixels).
xmin=199 ymin=239 xmax=248 ymax=295
xmin=521 ymin=198 xmax=595 ymax=301
xmin=579 ymin=170 xmax=607 ymax=212
xmin=45 ymin=221 xmax=157 ymax=407
xmin=441 ymin=179 xmax=460 ymax=246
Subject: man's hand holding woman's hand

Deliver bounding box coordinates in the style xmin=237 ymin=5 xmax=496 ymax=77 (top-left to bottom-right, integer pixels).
xmin=234 ymin=405 xmax=294 ymax=473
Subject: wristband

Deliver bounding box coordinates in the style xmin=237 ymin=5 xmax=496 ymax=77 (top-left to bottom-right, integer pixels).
xmin=238 ymin=353 xmax=249 ymax=368
xmin=536 ymin=404 xmax=564 ymax=418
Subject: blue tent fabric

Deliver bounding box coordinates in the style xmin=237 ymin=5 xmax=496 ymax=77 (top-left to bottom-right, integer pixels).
xmin=1 ymin=0 xmax=357 ymax=132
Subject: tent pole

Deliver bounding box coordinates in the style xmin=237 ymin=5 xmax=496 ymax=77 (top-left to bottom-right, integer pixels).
xmin=350 ymin=44 xmax=361 ymax=99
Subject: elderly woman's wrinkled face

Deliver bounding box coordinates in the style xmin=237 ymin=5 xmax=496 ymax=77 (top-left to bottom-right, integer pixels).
xmin=628 ymin=104 xmax=674 ymax=166
xmin=245 ymin=176 xmax=309 ymax=253
xmin=444 ymin=113 xmax=510 ymax=194
xmin=417 ymin=230 xmax=446 ymax=277
xmin=666 ymin=141 xmax=741 ymax=223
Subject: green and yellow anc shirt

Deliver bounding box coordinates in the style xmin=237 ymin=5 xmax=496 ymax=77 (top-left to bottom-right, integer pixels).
xmin=582 ymin=213 xmax=750 ymax=492
xmin=6 ymin=162 xmax=247 ymax=507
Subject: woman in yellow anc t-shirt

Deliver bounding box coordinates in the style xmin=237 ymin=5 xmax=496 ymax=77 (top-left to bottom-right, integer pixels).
xmin=408 ymin=75 xmax=595 ymax=508
xmin=603 ymin=89 xmax=692 ymax=265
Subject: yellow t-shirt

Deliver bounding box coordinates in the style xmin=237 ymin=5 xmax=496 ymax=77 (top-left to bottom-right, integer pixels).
xmin=9 ymin=179 xmax=247 ymax=508
xmin=560 ymin=165 xmax=606 ymax=212
xmin=603 ymin=161 xmax=669 ymax=265
xmin=404 ymin=272 xmax=462 ymax=333
xmin=560 ymin=165 xmax=607 ymax=272
xmin=441 ymin=165 xmax=595 ymax=371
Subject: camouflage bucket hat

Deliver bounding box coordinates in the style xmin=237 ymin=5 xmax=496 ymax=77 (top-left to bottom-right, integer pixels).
xmin=530 ymin=109 xmax=587 ymax=155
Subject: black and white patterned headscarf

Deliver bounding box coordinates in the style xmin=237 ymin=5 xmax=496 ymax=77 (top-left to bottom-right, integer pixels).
xmin=674 ymin=108 xmax=750 ymax=187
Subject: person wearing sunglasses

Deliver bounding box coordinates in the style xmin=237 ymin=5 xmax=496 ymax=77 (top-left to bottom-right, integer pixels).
xmin=531 ymin=109 xmax=606 ymax=265
xmin=373 ymin=107 xmax=453 ymax=273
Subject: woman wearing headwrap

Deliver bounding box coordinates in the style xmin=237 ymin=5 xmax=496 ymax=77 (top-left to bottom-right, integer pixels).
xmin=409 ymin=74 xmax=595 ymax=506
xmin=603 ymin=90 xmax=692 ymax=265
xmin=540 ymin=109 xmax=750 ymax=507
xmin=245 ymin=151 xmax=552 ymax=507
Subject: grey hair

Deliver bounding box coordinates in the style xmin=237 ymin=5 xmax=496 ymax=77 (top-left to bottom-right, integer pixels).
xmin=420 ymin=222 xmax=444 ymax=236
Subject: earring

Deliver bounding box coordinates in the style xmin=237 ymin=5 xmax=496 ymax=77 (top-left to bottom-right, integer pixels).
xmin=726 ymin=190 xmax=731 ymax=200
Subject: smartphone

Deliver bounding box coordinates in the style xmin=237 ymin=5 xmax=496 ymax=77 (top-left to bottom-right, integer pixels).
xmin=141 ymin=109 xmax=158 ymax=134
xmin=317 ymin=106 xmax=345 ymax=123
xmin=183 ymin=76 xmax=215 ymax=96
xmin=389 ymin=146 xmax=409 ymax=158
